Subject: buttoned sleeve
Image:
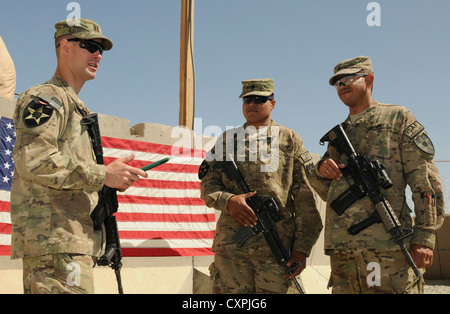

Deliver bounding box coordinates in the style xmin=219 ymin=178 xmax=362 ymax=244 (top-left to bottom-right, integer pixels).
xmin=290 ymin=134 xmax=323 ymax=256
xmin=199 ymin=132 xmax=236 ymax=213
xmin=400 ymin=111 xmax=445 ymax=249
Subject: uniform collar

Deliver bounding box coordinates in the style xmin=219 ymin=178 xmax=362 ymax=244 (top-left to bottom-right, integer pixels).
xmin=344 ymin=100 xmax=378 ymax=126
xmin=49 ymin=75 xmax=79 ymax=98
xmin=243 ymin=119 xmax=276 ymax=130
xmin=48 ymin=75 xmax=90 ymax=116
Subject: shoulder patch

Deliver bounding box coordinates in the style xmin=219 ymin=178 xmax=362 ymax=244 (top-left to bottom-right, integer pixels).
xmin=299 ymin=151 xmax=314 ymax=177
xmin=404 ymin=121 xmax=424 ymax=139
xmin=414 ymin=132 xmax=435 ymax=155
xmin=198 ymin=160 xmax=210 ymax=180
xmin=304 ymin=162 xmax=314 ymax=177
xmin=22 ymin=99 xmax=54 ymax=128
xmin=404 ymin=121 xmax=435 ymax=155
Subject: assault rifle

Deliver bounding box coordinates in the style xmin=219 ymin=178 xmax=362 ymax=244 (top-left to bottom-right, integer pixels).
xmin=222 ymin=155 xmax=305 ymax=294
xmin=320 ymin=124 xmax=422 ymax=278
xmin=82 ymin=113 xmax=170 ymax=294
xmin=81 ymin=113 xmax=124 ymax=294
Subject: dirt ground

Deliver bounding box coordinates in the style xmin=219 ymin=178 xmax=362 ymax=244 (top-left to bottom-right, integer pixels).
xmin=424 ymin=280 xmax=450 ymax=294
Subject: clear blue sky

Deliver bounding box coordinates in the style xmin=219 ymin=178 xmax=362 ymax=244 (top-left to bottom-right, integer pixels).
xmin=1 ymin=0 xmax=448 ymax=211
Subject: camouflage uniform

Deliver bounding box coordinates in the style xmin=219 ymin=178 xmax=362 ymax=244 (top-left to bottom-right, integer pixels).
xmin=308 ymin=57 xmax=445 ymax=294
xmin=10 ymin=19 xmax=113 ymax=294
xmin=200 ymin=79 xmax=322 ymax=294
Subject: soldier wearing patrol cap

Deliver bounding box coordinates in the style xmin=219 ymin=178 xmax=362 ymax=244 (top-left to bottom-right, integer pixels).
xmin=10 ymin=18 xmax=148 ymax=294
xmin=199 ymin=78 xmax=322 ymax=294
xmin=308 ymin=56 xmax=445 ymax=294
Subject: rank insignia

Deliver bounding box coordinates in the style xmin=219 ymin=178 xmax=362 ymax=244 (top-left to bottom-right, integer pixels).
xmin=22 ymin=100 xmax=54 ymax=128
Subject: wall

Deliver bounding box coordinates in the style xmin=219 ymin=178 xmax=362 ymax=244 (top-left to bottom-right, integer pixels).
xmin=424 ymin=215 xmax=450 ymax=280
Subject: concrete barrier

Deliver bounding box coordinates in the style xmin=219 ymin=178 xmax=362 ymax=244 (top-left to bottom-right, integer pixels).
xmin=424 ymin=215 xmax=450 ymax=280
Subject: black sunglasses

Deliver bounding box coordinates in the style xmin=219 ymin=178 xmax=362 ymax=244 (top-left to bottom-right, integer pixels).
xmin=67 ymin=38 xmax=104 ymax=55
xmin=243 ymin=95 xmax=273 ymax=104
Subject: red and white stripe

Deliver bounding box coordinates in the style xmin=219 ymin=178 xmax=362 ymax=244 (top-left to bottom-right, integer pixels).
xmin=0 ymin=136 xmax=215 ymax=257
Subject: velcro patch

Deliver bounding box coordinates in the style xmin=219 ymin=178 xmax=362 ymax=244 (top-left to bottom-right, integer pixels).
xmin=300 ymin=151 xmax=313 ymax=163
xmin=31 ymin=92 xmax=63 ymax=110
xmin=299 ymin=151 xmax=314 ymax=176
xmin=404 ymin=121 xmax=424 ymax=139
xmin=22 ymin=99 xmax=54 ymax=128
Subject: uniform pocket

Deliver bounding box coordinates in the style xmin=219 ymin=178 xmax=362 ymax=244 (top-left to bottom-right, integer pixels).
xmin=389 ymin=264 xmax=423 ymax=294
xmin=209 ymin=262 xmax=219 ymax=281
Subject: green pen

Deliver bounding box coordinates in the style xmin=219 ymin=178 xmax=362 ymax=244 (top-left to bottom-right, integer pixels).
xmin=141 ymin=158 xmax=170 ymax=171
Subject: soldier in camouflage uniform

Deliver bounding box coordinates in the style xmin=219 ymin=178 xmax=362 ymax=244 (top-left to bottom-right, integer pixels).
xmin=10 ymin=19 xmax=148 ymax=294
xmin=199 ymin=79 xmax=322 ymax=294
xmin=308 ymin=56 xmax=445 ymax=294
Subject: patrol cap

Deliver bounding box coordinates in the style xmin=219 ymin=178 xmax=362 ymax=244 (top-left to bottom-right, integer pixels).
xmin=54 ymin=18 xmax=113 ymax=51
xmin=329 ymin=56 xmax=373 ymax=85
xmin=239 ymin=78 xmax=274 ymax=98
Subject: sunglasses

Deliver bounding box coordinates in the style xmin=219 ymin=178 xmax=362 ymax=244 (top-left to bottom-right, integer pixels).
xmin=243 ymin=95 xmax=273 ymax=104
xmin=334 ymin=73 xmax=368 ymax=90
xmin=67 ymin=38 xmax=104 ymax=55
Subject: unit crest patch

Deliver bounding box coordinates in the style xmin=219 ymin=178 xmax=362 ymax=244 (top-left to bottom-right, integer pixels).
xmin=22 ymin=100 xmax=54 ymax=128
xmin=198 ymin=160 xmax=210 ymax=180
xmin=414 ymin=132 xmax=435 ymax=155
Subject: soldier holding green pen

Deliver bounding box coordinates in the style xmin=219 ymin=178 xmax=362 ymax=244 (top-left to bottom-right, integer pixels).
xmin=10 ymin=19 xmax=148 ymax=294
xmin=141 ymin=158 xmax=170 ymax=172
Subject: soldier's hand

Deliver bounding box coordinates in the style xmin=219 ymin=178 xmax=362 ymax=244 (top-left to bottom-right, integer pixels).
xmin=227 ymin=192 xmax=258 ymax=227
xmin=105 ymin=154 xmax=148 ymax=191
xmin=410 ymin=244 xmax=434 ymax=268
xmin=319 ymin=158 xmax=345 ymax=180
xmin=284 ymin=250 xmax=306 ymax=279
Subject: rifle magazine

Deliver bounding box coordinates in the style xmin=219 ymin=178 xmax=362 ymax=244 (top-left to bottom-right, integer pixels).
xmin=233 ymin=226 xmax=257 ymax=247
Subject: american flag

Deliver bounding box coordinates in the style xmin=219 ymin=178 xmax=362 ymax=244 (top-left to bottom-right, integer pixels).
xmin=0 ymin=117 xmax=15 ymax=255
xmin=0 ymin=117 xmax=215 ymax=257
